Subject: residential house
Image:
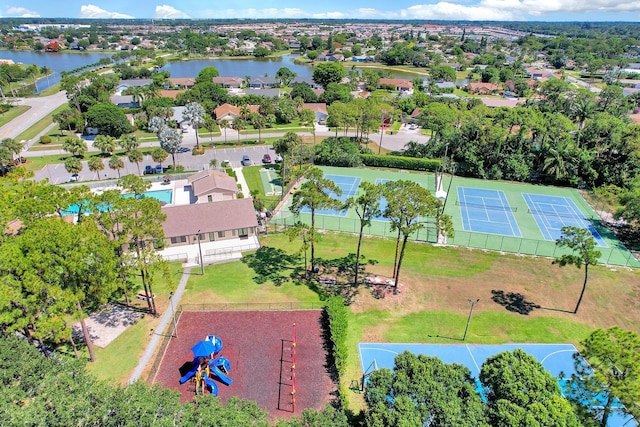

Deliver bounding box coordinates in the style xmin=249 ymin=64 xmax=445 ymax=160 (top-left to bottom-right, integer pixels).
xmin=213 ymin=103 xmax=260 ymax=122
xmin=168 ymin=77 xmax=196 ymax=89
xmin=243 ymin=88 xmax=281 ymax=98
xmin=479 ymin=98 xmax=521 ymax=108
xmin=291 ymin=77 xmax=323 ymax=90
xmin=379 ymin=78 xmax=413 ymax=93
xmin=466 ymin=82 xmax=502 ymax=95
xmin=116 ymin=78 xmax=153 ymax=94
xmin=248 ymin=77 xmax=279 ymax=89
xmin=110 ymin=95 xmax=139 ymax=109
xmin=212 ymin=76 xmax=244 ymax=88
xmin=161 ymin=198 xmax=259 ymax=248
xmin=171 ymin=106 xmax=188 ymax=128
xmin=300 ymin=103 xmax=328 ymax=124
xmin=187 ymin=170 xmax=238 ymax=203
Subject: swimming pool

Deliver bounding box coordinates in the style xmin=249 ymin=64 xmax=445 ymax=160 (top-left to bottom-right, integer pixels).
xmin=124 ymin=189 xmax=173 ymax=205
xmin=63 ymin=189 xmax=174 ymax=214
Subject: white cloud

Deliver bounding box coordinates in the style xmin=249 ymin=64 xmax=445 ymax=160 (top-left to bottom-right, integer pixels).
xmin=357 ymin=8 xmax=384 ymax=18
xmin=312 ymin=11 xmax=347 ymax=19
xmin=401 ymin=2 xmax=516 ymax=20
xmin=154 ymin=5 xmax=190 ymax=19
xmin=80 ymin=4 xmax=133 ymax=19
xmin=6 ymin=6 xmax=40 ymax=17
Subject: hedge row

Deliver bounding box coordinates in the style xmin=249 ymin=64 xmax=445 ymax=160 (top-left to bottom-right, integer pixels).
xmin=360 ymin=154 xmax=441 ymax=171
xmin=326 ymin=296 xmax=349 ymax=377
xmin=326 ymin=296 xmax=349 ymax=407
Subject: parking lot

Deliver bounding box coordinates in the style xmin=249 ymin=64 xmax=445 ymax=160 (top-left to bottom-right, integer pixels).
xmin=33 ymin=145 xmax=279 ymax=184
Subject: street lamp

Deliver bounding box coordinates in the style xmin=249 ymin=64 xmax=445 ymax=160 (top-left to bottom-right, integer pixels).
xmin=463 ymin=298 xmax=480 ymax=341
xmin=169 ymin=291 xmax=178 ymax=338
xmin=196 ymin=229 xmax=204 ymax=275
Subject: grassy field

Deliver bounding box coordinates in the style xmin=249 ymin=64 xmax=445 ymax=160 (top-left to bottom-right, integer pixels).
xmin=0 ymin=105 xmax=30 ymax=128
xmin=81 ymin=223 xmax=640 ymax=407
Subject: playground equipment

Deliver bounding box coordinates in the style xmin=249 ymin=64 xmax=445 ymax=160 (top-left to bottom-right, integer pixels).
xmin=179 ymin=335 xmax=231 ymax=396
xmin=291 ymin=323 xmax=297 ymax=412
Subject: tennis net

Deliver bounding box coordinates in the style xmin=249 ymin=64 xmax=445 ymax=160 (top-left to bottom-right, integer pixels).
xmin=527 ymin=208 xmax=585 ymax=219
xmin=456 ymin=200 xmax=517 ymax=212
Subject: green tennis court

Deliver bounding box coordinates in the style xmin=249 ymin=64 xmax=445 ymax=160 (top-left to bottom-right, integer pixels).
xmin=271 ymin=166 xmax=639 ymax=268
xmin=259 ymin=167 xmax=282 ymax=196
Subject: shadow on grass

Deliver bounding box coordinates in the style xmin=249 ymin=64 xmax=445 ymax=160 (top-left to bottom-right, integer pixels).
xmin=242 ymin=246 xmax=300 ymax=286
xmin=491 ymin=289 xmax=541 ymax=315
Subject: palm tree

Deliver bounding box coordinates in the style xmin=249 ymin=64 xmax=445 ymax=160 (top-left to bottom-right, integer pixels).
xmin=64 ymin=157 xmax=82 ymax=177
xmin=232 ymin=119 xmax=246 ymax=144
xmin=128 ymin=149 xmax=144 ymax=176
xmin=219 ymin=119 xmax=230 ymax=144
xmin=239 ymin=104 xmax=250 ymax=120
xmin=274 ymin=132 xmax=301 ymax=195
xmin=88 ymin=157 xmax=105 ymax=180
xmin=209 ymin=158 xmax=218 ymax=169
xmin=151 ymin=147 xmax=169 ymax=171
xmin=108 ymin=156 xmax=125 ymax=178
xmin=250 ymin=113 xmax=267 ymax=143
xmin=119 ymin=133 xmax=139 ymax=153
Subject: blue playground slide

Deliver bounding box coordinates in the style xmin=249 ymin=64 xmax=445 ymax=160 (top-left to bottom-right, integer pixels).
xmin=179 ymin=357 xmax=200 ymax=384
xmin=206 ymin=335 xmax=223 ymax=354
xmin=211 ymin=357 xmax=233 ymax=386
xmin=204 ymin=378 xmax=218 ymax=396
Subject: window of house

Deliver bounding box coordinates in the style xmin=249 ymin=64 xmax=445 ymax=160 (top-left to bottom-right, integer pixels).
xmin=199 ymin=233 xmax=206 ymax=240
xmin=239 ymin=228 xmax=248 ymax=237
xmin=218 ymin=231 xmax=225 ymax=238
xmin=209 ymin=232 xmax=215 ymax=241
xmin=232 ymin=229 xmax=236 ymax=236
xmin=170 ymin=235 xmax=187 ymax=244
xmin=207 ymin=195 xmax=213 ymax=202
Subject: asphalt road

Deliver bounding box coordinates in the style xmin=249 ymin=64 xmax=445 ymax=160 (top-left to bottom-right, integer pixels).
xmin=0 ymin=91 xmax=68 ymax=140
xmin=32 ymin=125 xmax=429 ymax=184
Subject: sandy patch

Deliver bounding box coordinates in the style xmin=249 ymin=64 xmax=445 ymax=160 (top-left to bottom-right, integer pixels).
xmin=73 ymin=303 xmax=144 ymax=348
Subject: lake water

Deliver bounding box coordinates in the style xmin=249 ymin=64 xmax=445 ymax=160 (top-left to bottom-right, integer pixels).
xmin=0 ymin=50 xmax=425 ymax=92
xmin=0 ymin=50 xmax=112 ymax=92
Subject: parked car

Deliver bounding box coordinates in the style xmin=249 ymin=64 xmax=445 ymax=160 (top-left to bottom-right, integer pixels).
xmin=177 ymin=147 xmax=190 ymax=153
xmin=409 ymin=124 xmax=417 ymax=130
xmin=68 ymin=173 xmax=79 ymax=182
xmin=144 ymin=165 xmax=154 ymax=174
xmin=155 ymin=164 xmax=163 ymax=174
xmin=241 ymin=155 xmax=252 ymax=166
xmin=274 ymin=154 xmax=283 ymax=163
xmin=262 ymin=154 xmax=272 ymax=164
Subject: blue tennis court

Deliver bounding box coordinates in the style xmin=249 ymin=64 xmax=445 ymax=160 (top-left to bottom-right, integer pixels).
xmin=373 ymin=178 xmax=390 ymax=220
xmin=457 ymin=187 xmax=521 ymax=237
xmin=523 ymin=194 xmax=607 ymax=247
xmin=301 ymin=174 xmax=361 ymax=216
xmin=358 ymin=343 xmax=636 ymax=426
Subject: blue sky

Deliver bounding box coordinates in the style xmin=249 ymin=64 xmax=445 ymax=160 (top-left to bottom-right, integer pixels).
xmin=3 ymin=1 xmax=639 ymax=21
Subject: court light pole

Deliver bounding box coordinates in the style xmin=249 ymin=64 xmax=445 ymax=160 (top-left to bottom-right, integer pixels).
xmin=169 ymin=291 xmax=178 ymax=338
xmin=196 ymin=229 xmax=204 ymax=275
xmin=463 ymin=298 xmax=480 ymax=341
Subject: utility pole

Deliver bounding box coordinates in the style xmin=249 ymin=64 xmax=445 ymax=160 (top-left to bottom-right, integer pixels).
xmin=463 ymin=298 xmax=480 ymax=341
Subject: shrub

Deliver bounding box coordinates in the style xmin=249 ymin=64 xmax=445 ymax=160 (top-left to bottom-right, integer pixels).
xmin=360 ymin=154 xmax=441 ymax=171
xmin=226 ymin=168 xmax=238 ymax=180
xmin=314 ymin=137 xmax=366 ymax=167
xmin=39 ymin=135 xmax=52 ymax=144
xmin=192 ymin=147 xmax=205 ymax=156
xmin=326 ymin=296 xmax=349 ymax=378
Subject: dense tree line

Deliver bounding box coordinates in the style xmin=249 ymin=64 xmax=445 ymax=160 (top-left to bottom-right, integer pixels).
xmin=400 ymin=83 xmax=640 ymax=191
xmin=0 ymin=176 xmax=169 ymax=360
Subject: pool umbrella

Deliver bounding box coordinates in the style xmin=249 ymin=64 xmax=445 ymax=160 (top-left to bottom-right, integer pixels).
xmin=191 ymin=340 xmax=216 ymax=358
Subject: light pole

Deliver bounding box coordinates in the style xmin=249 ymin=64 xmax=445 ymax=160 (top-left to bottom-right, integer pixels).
xmin=169 ymin=291 xmax=178 ymax=338
xmin=463 ymin=298 xmax=480 ymax=341
xmin=196 ymin=229 xmax=204 ymax=275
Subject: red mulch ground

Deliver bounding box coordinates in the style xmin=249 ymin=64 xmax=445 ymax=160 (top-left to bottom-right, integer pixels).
xmin=153 ymin=310 xmax=335 ymax=421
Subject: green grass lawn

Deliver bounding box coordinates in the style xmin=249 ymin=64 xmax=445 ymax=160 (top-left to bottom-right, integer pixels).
xmin=0 ymin=105 xmax=30 ymax=128
xmin=242 ymin=164 xmax=281 ymax=203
